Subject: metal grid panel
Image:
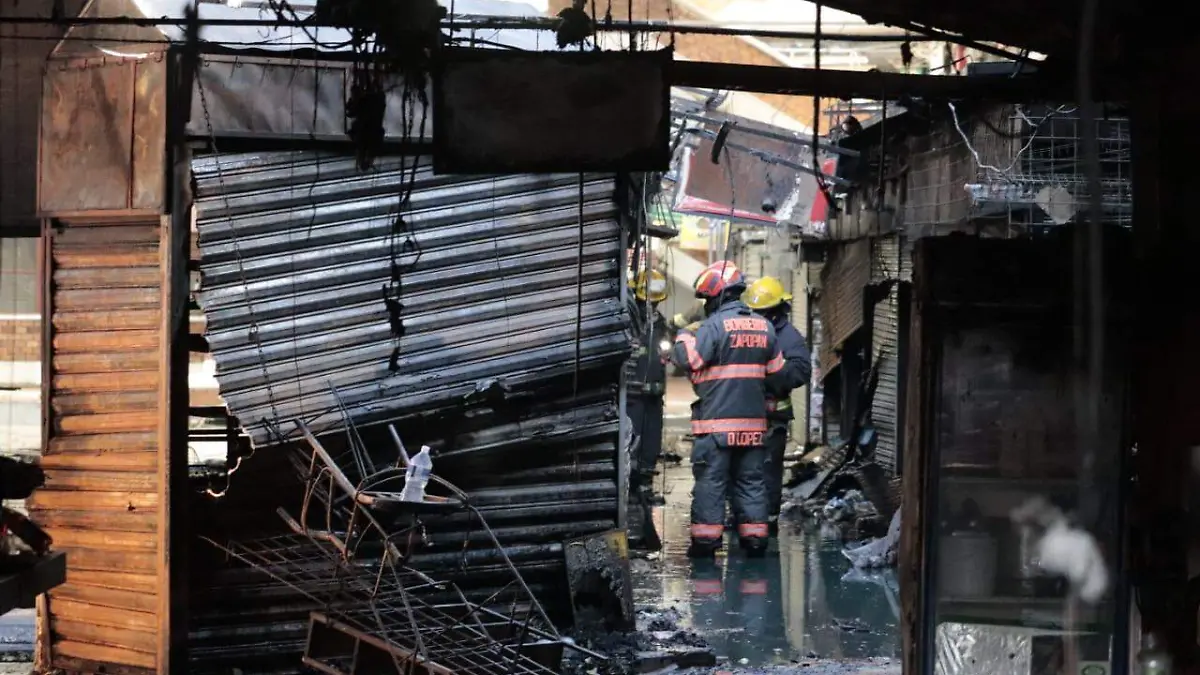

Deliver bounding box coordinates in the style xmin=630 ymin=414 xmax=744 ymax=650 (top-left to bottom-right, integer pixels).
xmin=30 ymin=221 xmax=165 ymax=675
xmin=216 ymin=532 xmax=555 ymax=675
xmin=904 ymin=103 xmax=1132 ymax=232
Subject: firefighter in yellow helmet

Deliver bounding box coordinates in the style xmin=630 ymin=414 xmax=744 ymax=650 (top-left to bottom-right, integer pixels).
xmin=743 ymin=276 xmax=812 ymax=534
xmin=627 ymin=270 xmax=671 ymax=497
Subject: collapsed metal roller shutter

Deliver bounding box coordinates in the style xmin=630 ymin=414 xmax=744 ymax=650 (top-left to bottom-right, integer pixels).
xmin=31 ymin=220 xmax=168 ymax=675
xmin=195 ymin=153 xmax=626 ymax=445
xmin=870 ymin=235 xmax=901 ymax=474
xmin=193 ymin=152 xmax=628 ymax=619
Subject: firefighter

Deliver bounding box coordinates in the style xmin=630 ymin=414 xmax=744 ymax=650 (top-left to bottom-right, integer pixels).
xmin=744 ymin=276 xmax=812 ymax=532
xmin=626 ymin=270 xmax=671 ymax=491
xmin=671 ymin=261 xmax=785 ymax=558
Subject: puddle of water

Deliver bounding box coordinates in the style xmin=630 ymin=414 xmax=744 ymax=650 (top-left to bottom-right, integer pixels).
xmin=632 ymin=461 xmax=900 ymax=667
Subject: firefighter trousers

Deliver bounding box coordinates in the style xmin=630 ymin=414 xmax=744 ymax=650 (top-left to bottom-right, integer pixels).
xmin=628 ymin=394 xmax=665 ymax=478
xmin=690 ymin=433 xmax=769 ymax=554
xmin=764 ymin=423 xmax=789 ymax=519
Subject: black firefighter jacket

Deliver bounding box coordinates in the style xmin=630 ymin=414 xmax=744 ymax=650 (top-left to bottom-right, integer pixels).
xmin=671 ymin=299 xmax=784 ymax=447
xmin=625 ymin=296 xmax=670 ymax=397
xmin=764 ymin=314 xmax=812 ymax=424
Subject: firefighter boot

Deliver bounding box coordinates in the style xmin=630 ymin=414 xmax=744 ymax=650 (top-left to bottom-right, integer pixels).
xmin=688 ymin=523 xmax=723 ymax=559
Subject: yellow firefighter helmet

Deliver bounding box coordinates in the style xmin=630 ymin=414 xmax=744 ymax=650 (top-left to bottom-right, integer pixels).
xmin=634 ymin=270 xmax=669 ymax=302
xmin=743 ymin=276 xmax=793 ymax=310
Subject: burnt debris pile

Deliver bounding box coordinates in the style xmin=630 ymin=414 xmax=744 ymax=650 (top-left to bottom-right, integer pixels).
xmin=203 ymin=418 xmax=605 ymax=675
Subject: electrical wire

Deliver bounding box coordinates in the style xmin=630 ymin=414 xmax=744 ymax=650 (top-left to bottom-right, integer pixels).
xmin=947 ymin=101 xmax=1077 ymax=180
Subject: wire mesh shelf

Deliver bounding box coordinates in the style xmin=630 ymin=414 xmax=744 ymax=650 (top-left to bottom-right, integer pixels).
xmin=904 ymin=103 xmax=1132 ymax=232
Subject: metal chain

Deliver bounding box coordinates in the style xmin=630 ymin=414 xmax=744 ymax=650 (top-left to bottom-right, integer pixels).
xmin=195 ymin=65 xmax=284 ymax=479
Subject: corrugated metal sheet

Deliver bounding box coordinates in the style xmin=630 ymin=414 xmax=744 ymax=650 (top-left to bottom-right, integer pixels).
xmin=869 ymin=235 xmax=901 ymax=474
xmin=30 ymin=221 xmax=166 ymax=675
xmin=194 ymin=152 xmax=627 ymax=447
xmin=192 ymin=152 xmax=627 ymax=644
xmin=818 ymin=239 xmax=870 ymax=375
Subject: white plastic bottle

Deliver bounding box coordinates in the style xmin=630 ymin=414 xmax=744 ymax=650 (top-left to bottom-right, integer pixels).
xmin=400 ymin=446 xmax=433 ymax=503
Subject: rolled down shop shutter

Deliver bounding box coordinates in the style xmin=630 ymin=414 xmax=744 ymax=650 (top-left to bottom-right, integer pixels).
xmin=817 ymin=238 xmax=870 ymax=374
xmin=192 ymin=153 xmax=629 ymax=614
xmin=30 ymin=220 xmax=173 ymax=674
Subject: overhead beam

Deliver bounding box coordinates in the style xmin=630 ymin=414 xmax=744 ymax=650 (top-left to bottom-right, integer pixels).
xmin=670 ymin=60 xmax=1125 ymax=102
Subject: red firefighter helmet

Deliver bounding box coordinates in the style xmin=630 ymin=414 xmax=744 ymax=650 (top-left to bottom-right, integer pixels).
xmin=693 ymin=260 xmax=745 ymax=299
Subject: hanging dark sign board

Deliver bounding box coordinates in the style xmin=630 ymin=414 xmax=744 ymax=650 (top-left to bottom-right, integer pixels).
xmin=432 ymin=47 xmax=672 ymax=174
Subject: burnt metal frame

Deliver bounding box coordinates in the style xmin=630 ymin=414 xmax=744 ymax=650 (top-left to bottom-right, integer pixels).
xmin=203 ymin=417 xmax=592 ymax=675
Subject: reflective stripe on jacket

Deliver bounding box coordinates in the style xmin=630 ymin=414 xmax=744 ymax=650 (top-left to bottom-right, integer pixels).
xmin=670 ymin=299 xmax=782 ymax=445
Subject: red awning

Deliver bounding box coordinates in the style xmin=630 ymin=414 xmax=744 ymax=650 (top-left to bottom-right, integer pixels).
xmin=808 ymin=159 xmax=838 ymax=224
xmin=674 ymin=195 xmax=777 ymax=225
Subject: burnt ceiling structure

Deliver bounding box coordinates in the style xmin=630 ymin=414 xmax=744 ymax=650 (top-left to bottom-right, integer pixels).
xmin=812 ymin=0 xmax=1164 ymax=73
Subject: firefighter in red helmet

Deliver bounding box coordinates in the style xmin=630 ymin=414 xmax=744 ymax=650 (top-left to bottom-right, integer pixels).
xmin=670 ymin=260 xmax=785 ymax=558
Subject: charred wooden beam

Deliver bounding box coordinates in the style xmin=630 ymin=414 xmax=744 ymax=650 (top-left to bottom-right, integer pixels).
xmin=671 ymin=61 xmax=1126 ymax=103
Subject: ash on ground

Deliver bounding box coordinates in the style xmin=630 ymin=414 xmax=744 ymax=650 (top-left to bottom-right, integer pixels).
xmin=678 ymin=657 xmax=898 ymax=674
xmin=562 ymin=606 xmax=714 ymax=675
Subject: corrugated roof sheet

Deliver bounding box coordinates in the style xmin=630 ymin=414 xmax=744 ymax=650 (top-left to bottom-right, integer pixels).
xmin=194 ymin=152 xmax=628 ymax=447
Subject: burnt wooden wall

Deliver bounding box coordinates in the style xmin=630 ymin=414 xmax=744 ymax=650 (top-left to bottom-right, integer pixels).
xmin=29 ymin=219 xmax=175 ymax=674
xmin=31 ymin=44 xmax=185 ymax=675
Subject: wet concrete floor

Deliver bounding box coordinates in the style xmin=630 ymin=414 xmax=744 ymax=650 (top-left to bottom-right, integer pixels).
xmin=632 ymin=377 xmax=900 ymax=673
